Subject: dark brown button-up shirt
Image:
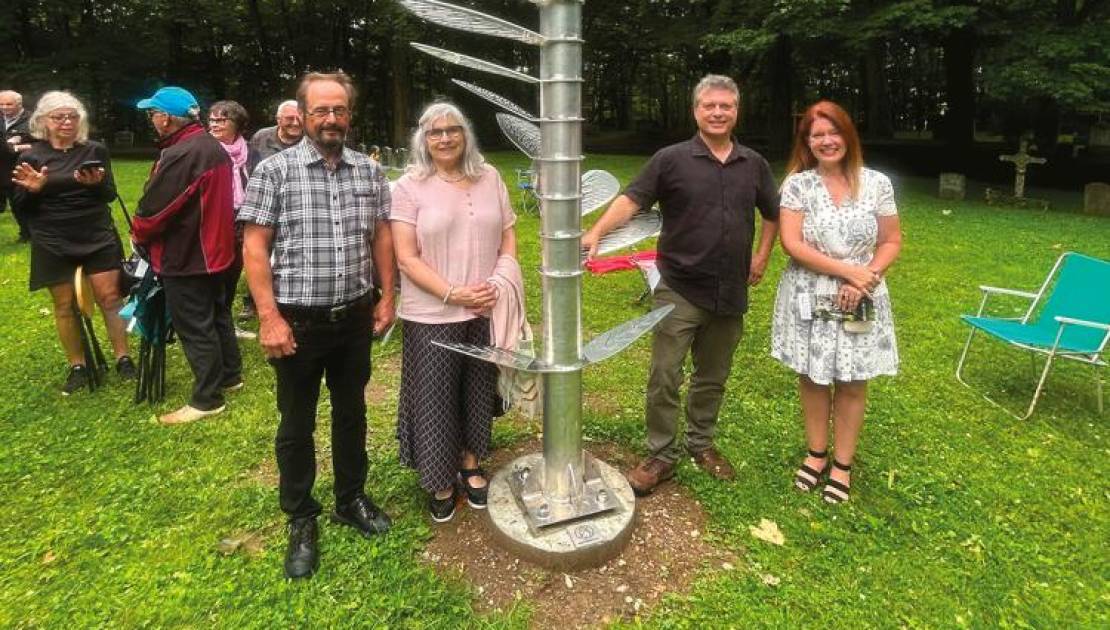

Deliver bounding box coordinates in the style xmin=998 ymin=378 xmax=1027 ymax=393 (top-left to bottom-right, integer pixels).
xmin=624 ymin=134 xmax=779 ymax=315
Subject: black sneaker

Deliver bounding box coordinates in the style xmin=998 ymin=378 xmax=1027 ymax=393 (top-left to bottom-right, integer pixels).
xmin=61 ymin=365 xmax=89 ymax=396
xmin=284 ymin=517 xmax=318 ymax=579
xmin=116 ymin=356 xmax=137 ymax=380
xmin=428 ymin=487 xmax=457 ymax=523
xmin=459 ymin=468 xmax=488 ymax=510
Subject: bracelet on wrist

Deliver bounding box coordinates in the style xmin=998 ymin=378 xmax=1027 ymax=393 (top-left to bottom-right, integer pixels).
xmin=442 ymin=285 xmax=454 ymax=305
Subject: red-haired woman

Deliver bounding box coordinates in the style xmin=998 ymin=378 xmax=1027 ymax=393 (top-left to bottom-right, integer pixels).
xmin=770 ymin=100 xmax=902 ymax=504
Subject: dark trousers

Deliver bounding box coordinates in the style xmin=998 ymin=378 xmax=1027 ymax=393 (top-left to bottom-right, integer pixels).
xmin=272 ymin=306 xmax=372 ymax=520
xmin=2 ymin=187 xmax=29 ymax=238
xmin=162 ymin=272 xmax=242 ymax=410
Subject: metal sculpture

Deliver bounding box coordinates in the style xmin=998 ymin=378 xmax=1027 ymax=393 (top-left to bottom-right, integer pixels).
xmin=402 ymin=0 xmax=666 ymax=567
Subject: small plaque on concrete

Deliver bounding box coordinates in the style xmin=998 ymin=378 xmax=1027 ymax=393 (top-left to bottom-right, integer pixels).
xmin=1083 ymin=182 xmax=1110 ymax=216
xmin=938 ymin=173 xmax=966 ymax=200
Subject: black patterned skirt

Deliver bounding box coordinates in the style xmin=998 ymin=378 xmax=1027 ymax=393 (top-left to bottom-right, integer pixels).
xmin=397 ymin=318 xmax=499 ymax=493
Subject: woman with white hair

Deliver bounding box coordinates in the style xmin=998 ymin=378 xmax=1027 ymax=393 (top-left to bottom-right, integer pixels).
xmin=392 ymin=101 xmax=518 ymax=523
xmin=10 ymin=90 xmax=133 ymax=395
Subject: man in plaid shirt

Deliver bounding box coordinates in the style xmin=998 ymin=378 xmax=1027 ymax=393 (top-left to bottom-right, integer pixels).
xmin=239 ymin=71 xmax=396 ymax=580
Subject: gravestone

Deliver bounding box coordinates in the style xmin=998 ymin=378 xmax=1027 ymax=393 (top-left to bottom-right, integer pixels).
xmin=938 ymin=173 xmax=966 ymax=200
xmin=113 ymin=130 xmax=134 ymax=148
xmin=1083 ymin=183 xmax=1110 ymax=216
xmin=1090 ymin=126 xmax=1110 ymax=147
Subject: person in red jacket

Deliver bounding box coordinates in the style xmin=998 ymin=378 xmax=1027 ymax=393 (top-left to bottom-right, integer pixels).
xmin=133 ymin=86 xmax=242 ymax=425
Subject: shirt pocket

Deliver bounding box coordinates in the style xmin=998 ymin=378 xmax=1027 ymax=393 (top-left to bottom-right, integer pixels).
xmin=350 ymin=181 xmax=379 ymax=236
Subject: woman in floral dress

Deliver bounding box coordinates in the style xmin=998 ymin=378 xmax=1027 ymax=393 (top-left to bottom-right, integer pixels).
xmin=770 ymin=100 xmax=902 ymax=504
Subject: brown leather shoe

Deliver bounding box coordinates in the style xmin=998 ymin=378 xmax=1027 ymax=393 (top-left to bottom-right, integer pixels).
xmin=626 ymin=457 xmax=676 ymax=496
xmin=690 ymin=446 xmax=735 ymax=480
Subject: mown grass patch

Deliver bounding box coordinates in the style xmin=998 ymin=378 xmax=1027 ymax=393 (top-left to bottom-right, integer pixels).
xmin=0 ymin=152 xmax=1106 ymax=628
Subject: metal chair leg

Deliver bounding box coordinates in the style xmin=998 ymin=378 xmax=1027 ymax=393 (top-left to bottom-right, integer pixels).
xmin=1021 ymin=350 xmax=1057 ymax=420
xmin=955 ymin=328 xmax=977 ymax=384
xmin=1096 ymin=368 xmax=1105 ymax=414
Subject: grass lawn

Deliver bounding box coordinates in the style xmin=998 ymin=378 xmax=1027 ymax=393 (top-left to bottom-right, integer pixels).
xmin=1 ymin=151 xmax=1107 ymax=628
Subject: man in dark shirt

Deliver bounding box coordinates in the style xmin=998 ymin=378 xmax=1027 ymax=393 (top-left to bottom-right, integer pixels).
xmin=583 ymin=74 xmax=780 ymax=496
xmin=248 ymin=99 xmax=303 ymax=161
xmin=2 ymin=90 xmax=33 ymax=240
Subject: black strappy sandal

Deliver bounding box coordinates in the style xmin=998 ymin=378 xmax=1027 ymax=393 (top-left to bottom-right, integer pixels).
xmin=794 ymin=449 xmax=829 ymax=492
xmin=822 ymin=460 xmax=852 ymax=504
xmin=459 ymin=468 xmax=489 ymax=509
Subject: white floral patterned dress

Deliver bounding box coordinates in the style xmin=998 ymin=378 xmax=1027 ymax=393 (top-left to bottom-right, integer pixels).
xmin=770 ymin=167 xmax=899 ymax=385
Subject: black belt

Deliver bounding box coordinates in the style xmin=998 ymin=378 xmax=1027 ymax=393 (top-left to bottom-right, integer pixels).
xmin=278 ymin=294 xmax=372 ymax=324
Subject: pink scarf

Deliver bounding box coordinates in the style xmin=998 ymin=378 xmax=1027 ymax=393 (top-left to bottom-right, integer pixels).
xmin=220 ymin=135 xmax=250 ymax=209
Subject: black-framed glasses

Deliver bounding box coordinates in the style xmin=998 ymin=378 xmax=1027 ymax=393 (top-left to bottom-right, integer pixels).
xmin=425 ymin=125 xmax=464 ymax=140
xmin=307 ymin=106 xmax=350 ymax=120
xmin=48 ymin=113 xmax=80 ymax=123
xmin=208 ymin=116 xmax=230 ymax=124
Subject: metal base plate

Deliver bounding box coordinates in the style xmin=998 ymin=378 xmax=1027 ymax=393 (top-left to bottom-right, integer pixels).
xmin=486 ymin=452 xmax=636 ymax=570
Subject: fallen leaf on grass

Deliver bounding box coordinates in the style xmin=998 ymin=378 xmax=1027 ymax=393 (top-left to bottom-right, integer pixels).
xmin=39 ymin=308 xmax=50 ymax=316
xmin=749 ymin=519 xmax=785 ymax=546
xmin=42 ymin=551 xmax=56 ymax=564
xmin=761 ymin=573 xmax=781 ymax=586
xmin=563 ymin=573 xmax=573 ymax=589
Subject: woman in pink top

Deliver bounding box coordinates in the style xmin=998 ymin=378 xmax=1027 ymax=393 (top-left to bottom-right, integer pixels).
xmin=391 ymin=102 xmax=517 ymax=523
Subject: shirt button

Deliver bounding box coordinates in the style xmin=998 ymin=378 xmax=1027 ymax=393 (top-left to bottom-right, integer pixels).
xmin=334 ymin=220 xmax=340 ymax=225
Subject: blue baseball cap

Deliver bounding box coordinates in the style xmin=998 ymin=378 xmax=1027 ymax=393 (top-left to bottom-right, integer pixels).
xmin=136 ymin=86 xmax=200 ymax=117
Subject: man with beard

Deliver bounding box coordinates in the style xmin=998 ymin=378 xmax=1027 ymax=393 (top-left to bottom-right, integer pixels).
xmin=249 ymin=99 xmax=303 ymax=161
xmin=239 ymin=71 xmax=396 ymax=579
xmin=133 ymin=86 xmax=242 ymax=425
xmin=582 ymin=74 xmax=780 ymax=496
xmin=1 ymin=90 xmax=33 ymax=241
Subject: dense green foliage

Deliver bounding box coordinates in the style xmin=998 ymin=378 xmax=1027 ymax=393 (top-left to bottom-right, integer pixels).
xmin=2 ymin=1 xmax=1107 ymax=152
xmin=0 ymin=154 xmax=1106 ymax=627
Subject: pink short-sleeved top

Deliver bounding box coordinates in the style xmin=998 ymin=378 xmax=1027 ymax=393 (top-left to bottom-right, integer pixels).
xmin=390 ymin=164 xmax=517 ymax=323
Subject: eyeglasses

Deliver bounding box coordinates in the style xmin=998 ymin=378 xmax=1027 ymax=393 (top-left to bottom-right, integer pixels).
xmin=208 ymin=116 xmax=230 ymax=124
xmin=425 ymin=125 xmax=464 ymax=140
xmin=146 ymin=110 xmax=166 ymax=120
xmin=48 ymin=113 xmax=80 ymax=123
xmin=307 ymin=106 xmax=350 ymax=119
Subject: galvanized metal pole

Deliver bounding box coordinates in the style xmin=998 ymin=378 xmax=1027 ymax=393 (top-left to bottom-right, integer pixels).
xmin=537 ymin=0 xmax=585 ymax=504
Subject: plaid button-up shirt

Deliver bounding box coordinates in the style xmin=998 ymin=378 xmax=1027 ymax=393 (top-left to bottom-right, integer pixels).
xmin=238 ymin=139 xmax=391 ymax=307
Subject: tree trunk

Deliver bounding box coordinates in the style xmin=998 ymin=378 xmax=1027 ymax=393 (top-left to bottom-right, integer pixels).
xmin=861 ymin=43 xmax=893 ymax=140
xmin=941 ymin=26 xmax=976 ymax=154
xmin=766 ymin=35 xmax=794 ymax=157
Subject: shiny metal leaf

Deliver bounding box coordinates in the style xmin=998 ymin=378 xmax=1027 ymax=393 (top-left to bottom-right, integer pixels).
xmin=595 ymin=205 xmax=662 ymax=256
xmin=582 ymin=304 xmax=675 ymax=364
xmin=410 ymin=43 xmax=539 ymax=84
xmin=399 ymin=0 xmax=544 ymax=46
xmin=452 ymin=79 xmax=537 ymax=121
xmin=432 ymin=341 xmax=558 ymax=373
xmin=580 ymin=169 xmax=620 ymax=216
xmin=496 ymin=112 xmax=541 ymax=160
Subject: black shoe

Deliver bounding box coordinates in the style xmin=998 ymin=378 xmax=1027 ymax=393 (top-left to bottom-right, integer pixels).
xmin=116 ymin=356 xmax=137 ymax=380
xmin=61 ymin=365 xmax=89 ymax=396
xmin=331 ymin=495 xmax=391 ymax=538
xmin=284 ymin=517 xmax=318 ymax=579
xmin=459 ymin=468 xmax=488 ymax=509
xmin=428 ymin=487 xmax=457 ymax=523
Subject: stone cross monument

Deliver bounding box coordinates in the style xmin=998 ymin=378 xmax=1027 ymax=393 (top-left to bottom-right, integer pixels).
xmin=999 ymin=139 xmax=1047 ymax=199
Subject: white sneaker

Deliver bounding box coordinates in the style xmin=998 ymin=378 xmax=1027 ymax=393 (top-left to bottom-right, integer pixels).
xmin=159 ymin=404 xmax=227 ymax=425
xmin=235 ymin=327 xmax=257 ymax=340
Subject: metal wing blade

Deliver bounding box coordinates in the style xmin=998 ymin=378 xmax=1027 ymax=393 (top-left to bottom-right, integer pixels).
xmin=431 ymin=341 xmax=564 ymax=373
xmin=400 ymin=0 xmax=544 ymax=46
xmin=582 ymin=304 xmax=674 ymax=365
xmin=580 ymin=169 xmax=620 ymax=216
xmin=410 ymin=43 xmax=540 ymax=84
xmin=496 ymin=113 xmax=541 ymax=160
xmin=595 ymin=205 xmax=662 ymax=256
xmin=452 ymin=79 xmax=537 ymax=121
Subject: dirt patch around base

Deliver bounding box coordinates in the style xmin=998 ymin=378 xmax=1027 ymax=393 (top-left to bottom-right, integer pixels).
xmin=423 ymin=439 xmax=741 ymax=628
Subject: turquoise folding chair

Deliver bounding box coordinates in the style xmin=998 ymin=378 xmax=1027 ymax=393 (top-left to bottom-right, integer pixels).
xmin=514 ymin=168 xmax=539 ymax=215
xmin=956 ymin=251 xmax=1109 ymax=419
